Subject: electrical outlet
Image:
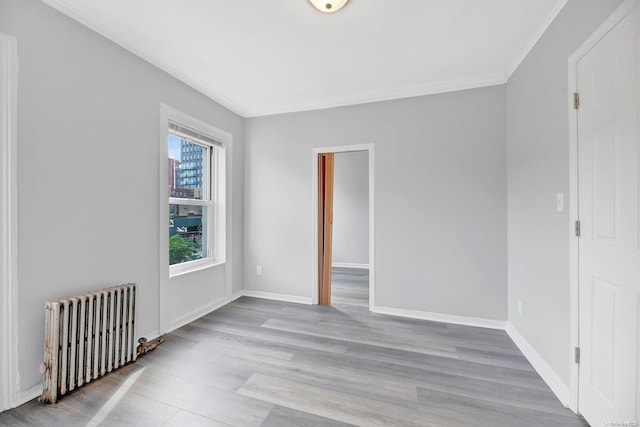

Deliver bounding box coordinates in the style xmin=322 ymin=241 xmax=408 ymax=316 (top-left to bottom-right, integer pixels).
xmin=517 ymin=300 xmax=523 ymax=316
xmin=256 ymin=265 xmax=262 ymax=276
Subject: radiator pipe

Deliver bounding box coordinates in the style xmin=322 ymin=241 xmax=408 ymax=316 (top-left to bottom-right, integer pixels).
xmin=137 ymin=336 xmax=165 ymax=356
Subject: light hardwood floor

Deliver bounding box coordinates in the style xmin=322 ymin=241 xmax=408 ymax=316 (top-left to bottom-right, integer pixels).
xmin=0 ymin=270 xmax=587 ymax=426
xmin=331 ymin=267 xmax=369 ymax=306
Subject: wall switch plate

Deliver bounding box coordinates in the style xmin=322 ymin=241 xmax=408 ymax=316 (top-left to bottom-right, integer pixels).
xmin=517 ymin=300 xmax=523 ymax=315
xmin=556 ymin=193 xmax=564 ymax=212
xmin=256 ymin=265 xmax=262 ymax=276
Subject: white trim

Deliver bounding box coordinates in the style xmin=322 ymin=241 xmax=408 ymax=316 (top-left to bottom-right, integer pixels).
xmin=222 ymin=125 xmax=233 ymax=301
xmin=230 ymin=290 xmax=244 ymax=302
xmin=566 ymin=0 xmax=640 ymax=413
xmin=170 ymin=258 xmax=221 ymax=278
xmin=168 ymin=198 xmax=211 ymax=207
xmin=140 ymin=329 xmax=161 ymax=342
xmin=245 ymin=74 xmax=507 ymax=118
xmin=506 ymin=322 xmax=571 ymax=407
xmin=241 ymin=290 xmax=313 ymax=305
xmin=13 ymin=386 xmax=42 ymax=409
xmin=167 ymin=295 xmax=231 ymax=333
xmin=331 ymin=262 xmax=369 ymax=270
xmin=0 ymin=32 xmax=19 ymax=412
xmin=506 ymin=0 xmax=568 ymax=77
xmin=372 ymin=305 xmax=506 ymax=330
xmin=167 ymin=120 xmax=227 ymax=278
xmin=159 ymin=105 xmax=170 ymax=334
xmin=40 ymin=0 xmax=248 ymax=118
xmin=167 ymin=260 xmax=225 ymax=279
xmin=567 ymin=60 xmax=580 ymax=413
xmin=158 ymin=103 xmax=233 ymax=335
xmin=567 ymin=0 xmax=639 ymax=65
xmin=311 ymin=144 xmax=375 ymax=310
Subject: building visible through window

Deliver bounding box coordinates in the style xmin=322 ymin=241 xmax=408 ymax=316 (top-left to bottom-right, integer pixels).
xmin=167 ymin=122 xmax=222 ymax=270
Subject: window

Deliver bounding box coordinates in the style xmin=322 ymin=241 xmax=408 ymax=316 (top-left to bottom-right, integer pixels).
xmin=161 ymin=108 xmax=229 ymax=277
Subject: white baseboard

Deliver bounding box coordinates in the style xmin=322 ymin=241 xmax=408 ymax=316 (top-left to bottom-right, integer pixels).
xmin=138 ymin=329 xmax=160 ymax=342
xmin=12 ymin=384 xmax=42 ymax=408
xmin=167 ymin=295 xmax=231 ymax=333
xmin=331 ymin=262 xmax=370 ymax=269
xmin=505 ymin=322 xmax=570 ymax=407
xmin=230 ymin=290 xmax=244 ymax=301
xmin=371 ymin=305 xmax=506 ymax=330
xmin=240 ymin=290 xmax=312 ymax=305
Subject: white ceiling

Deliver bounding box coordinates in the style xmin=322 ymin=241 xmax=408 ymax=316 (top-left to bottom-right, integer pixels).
xmin=41 ymin=0 xmax=567 ymax=117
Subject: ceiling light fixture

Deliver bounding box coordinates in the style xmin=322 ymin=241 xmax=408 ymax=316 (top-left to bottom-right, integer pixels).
xmin=308 ymin=0 xmax=349 ymax=13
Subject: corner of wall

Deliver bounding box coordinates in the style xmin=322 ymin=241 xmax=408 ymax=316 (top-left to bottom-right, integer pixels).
xmin=505 ymin=322 xmax=570 ymax=407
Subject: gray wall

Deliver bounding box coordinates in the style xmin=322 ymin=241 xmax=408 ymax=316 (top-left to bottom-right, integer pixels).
xmin=0 ymin=0 xmax=244 ymax=392
xmin=506 ymin=0 xmax=624 ymax=387
xmin=245 ymin=86 xmax=507 ymax=319
xmin=332 ymin=151 xmax=369 ymax=266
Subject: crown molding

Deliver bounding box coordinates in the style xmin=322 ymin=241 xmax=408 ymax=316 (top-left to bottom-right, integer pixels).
xmin=506 ymin=0 xmax=568 ymax=78
xmin=40 ymin=0 xmax=249 ymax=118
xmin=244 ymin=72 xmax=508 ymax=118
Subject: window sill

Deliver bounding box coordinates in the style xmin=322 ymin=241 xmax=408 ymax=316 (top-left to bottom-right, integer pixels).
xmin=169 ymin=259 xmax=226 ymax=279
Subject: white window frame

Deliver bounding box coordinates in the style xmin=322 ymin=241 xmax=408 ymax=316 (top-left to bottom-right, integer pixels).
xmin=168 ymin=130 xmax=214 ymax=275
xmin=159 ymin=105 xmax=229 ymax=278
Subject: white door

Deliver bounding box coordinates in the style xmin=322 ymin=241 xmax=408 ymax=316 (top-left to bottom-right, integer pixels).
xmin=577 ymin=3 xmax=640 ymax=425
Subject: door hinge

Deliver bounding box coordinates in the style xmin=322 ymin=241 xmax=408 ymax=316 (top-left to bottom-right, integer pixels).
xmin=574 ymin=347 xmax=580 ymax=364
xmin=573 ymin=92 xmax=580 ymax=110
xmin=575 ymin=220 xmax=581 ymax=237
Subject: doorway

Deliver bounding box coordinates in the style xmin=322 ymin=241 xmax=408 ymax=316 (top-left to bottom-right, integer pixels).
xmin=569 ymin=2 xmax=640 ymax=424
xmin=312 ymin=144 xmax=374 ymax=309
xmin=330 ymin=151 xmax=370 ymax=307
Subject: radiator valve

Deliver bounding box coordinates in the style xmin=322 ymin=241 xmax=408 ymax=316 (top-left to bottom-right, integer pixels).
xmin=137 ymin=336 xmax=165 ymax=356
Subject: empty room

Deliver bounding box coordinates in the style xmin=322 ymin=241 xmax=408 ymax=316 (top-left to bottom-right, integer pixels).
xmin=0 ymin=0 xmax=638 ymax=426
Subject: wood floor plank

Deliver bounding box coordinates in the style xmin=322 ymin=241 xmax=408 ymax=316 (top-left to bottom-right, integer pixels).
xmin=254 ymin=357 xmax=420 ymax=406
xmin=192 ymin=318 xmax=350 ymax=354
xmin=171 ymin=324 xmax=296 ymax=362
xmin=135 ymin=346 xmax=253 ymax=392
xmin=98 ymin=364 xmax=274 ymax=426
xmin=238 ymin=373 xmax=430 ymax=427
xmin=315 ymin=317 xmax=524 ymax=356
xmin=262 ymin=318 xmax=460 ymax=358
xmin=338 ymin=342 xmax=550 ymax=391
xmin=416 ymin=387 xmax=588 ymax=427
xmin=454 ymin=346 xmax=536 ymax=371
xmin=261 ymin=405 xmax=355 ymax=427
xmin=0 ymin=400 xmax=91 ymax=427
xmin=162 ymin=410 xmax=232 ymax=427
xmin=413 ymin=368 xmax=572 ymax=416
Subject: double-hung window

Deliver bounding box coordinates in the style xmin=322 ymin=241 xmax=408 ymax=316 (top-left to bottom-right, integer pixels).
xmin=167 ymin=119 xmax=225 ymax=276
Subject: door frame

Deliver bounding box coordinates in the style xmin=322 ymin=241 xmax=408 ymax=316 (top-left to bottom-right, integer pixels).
xmin=311 ymin=144 xmax=375 ymax=309
xmin=0 ymin=32 xmax=19 ymax=412
xmin=567 ymin=0 xmax=639 ymax=413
